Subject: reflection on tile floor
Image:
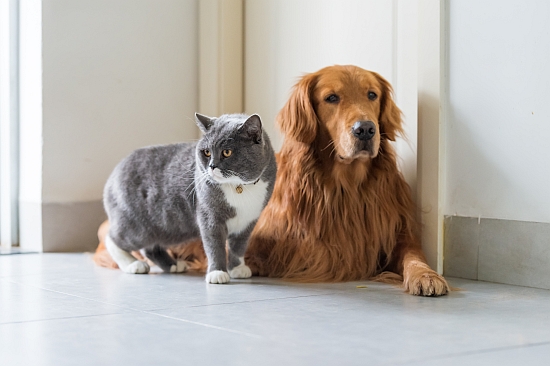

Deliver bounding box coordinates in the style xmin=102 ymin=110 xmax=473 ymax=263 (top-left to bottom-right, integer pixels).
xmin=1 ymin=253 xmax=549 ymax=365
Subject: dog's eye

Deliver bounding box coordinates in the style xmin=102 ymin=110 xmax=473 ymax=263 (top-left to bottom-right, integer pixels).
xmin=325 ymin=94 xmax=340 ymax=104
xmin=368 ymin=91 xmax=378 ymax=101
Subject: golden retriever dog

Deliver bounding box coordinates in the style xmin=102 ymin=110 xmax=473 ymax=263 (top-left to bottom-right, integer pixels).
xmin=245 ymin=65 xmax=448 ymax=296
xmin=94 ymin=65 xmax=448 ymax=296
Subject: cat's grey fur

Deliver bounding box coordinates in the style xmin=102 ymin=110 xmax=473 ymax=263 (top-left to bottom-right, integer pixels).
xmin=103 ymin=113 xmax=277 ymax=283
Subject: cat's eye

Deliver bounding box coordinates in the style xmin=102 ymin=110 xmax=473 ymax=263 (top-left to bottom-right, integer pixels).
xmin=203 ymin=149 xmax=211 ymax=157
xmin=222 ymin=149 xmax=232 ymax=158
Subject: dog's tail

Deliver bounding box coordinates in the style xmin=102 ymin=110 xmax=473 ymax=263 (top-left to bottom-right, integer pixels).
xmin=93 ymin=221 xmax=119 ymax=268
xmin=92 ymin=220 xmax=207 ymax=273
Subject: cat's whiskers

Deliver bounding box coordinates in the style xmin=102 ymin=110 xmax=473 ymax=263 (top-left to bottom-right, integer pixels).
xmin=183 ymin=168 xmax=209 ymax=202
xmin=239 ymin=184 xmax=255 ymax=208
xmin=164 ymin=160 xmax=196 ymax=182
xmin=176 ymin=159 xmax=200 ymax=176
xmin=187 ymin=170 xmax=210 ymax=200
xmin=182 ymin=169 xmax=200 ymax=193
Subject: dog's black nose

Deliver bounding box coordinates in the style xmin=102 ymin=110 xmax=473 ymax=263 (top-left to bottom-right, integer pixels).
xmin=352 ymin=121 xmax=376 ymax=141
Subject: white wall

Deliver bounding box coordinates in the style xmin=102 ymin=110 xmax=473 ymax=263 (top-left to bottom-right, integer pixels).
xmin=19 ymin=0 xmax=43 ymax=250
xmin=41 ymin=0 xmax=199 ymax=204
xmin=244 ymin=0 xmax=419 ymax=190
xmin=445 ymin=0 xmax=550 ymax=223
xmin=19 ymin=0 xmax=42 ymax=207
xmin=199 ymin=0 xmax=243 ymax=117
xmin=0 ymin=0 xmax=20 ymax=247
xmin=19 ymin=0 xmax=199 ymax=251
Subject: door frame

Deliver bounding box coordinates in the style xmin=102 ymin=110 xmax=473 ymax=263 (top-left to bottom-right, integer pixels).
xmin=417 ymin=0 xmax=446 ymax=273
xmin=199 ymin=0 xmax=447 ymax=273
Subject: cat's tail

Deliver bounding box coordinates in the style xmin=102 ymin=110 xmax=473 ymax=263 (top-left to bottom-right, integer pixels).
xmin=92 ymin=220 xmax=207 ymax=273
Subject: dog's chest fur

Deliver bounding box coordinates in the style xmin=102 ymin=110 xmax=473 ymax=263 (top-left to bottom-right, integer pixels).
xmin=220 ymin=180 xmax=269 ymax=234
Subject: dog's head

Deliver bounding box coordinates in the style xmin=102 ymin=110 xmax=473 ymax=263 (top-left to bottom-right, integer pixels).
xmin=278 ymin=65 xmax=402 ymax=164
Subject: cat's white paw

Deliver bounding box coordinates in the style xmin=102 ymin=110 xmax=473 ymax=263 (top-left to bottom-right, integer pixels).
xmin=229 ymin=264 xmax=252 ymax=279
xmin=170 ymin=261 xmax=188 ymax=273
xmin=123 ymin=261 xmax=150 ymax=274
xmin=205 ymin=270 xmax=230 ymax=284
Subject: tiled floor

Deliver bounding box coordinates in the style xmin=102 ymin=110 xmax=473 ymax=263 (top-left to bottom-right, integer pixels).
xmin=1 ymin=253 xmax=549 ymax=365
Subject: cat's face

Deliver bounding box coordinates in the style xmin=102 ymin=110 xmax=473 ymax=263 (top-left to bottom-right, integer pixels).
xmin=195 ymin=113 xmax=267 ymax=185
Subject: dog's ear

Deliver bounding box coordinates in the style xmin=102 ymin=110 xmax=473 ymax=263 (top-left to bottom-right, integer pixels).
xmin=374 ymin=73 xmax=403 ymax=141
xmin=277 ymin=72 xmax=319 ymax=144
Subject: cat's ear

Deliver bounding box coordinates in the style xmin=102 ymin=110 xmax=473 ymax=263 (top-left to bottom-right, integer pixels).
xmin=195 ymin=113 xmax=215 ymax=133
xmin=239 ymin=114 xmax=263 ymax=144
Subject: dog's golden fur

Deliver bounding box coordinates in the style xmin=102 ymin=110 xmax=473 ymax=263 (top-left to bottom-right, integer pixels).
xmin=245 ymin=65 xmax=448 ymax=295
xmin=93 ymin=65 xmax=449 ymax=296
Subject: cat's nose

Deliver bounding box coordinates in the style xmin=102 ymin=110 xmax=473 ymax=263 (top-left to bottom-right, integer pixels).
xmin=209 ymin=163 xmax=217 ymax=170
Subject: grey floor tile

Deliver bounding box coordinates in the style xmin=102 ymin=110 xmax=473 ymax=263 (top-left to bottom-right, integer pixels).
xmin=0 ymin=279 xmax=128 ymax=324
xmin=404 ymin=342 xmax=550 ymax=366
xmin=0 ymin=253 xmax=93 ymax=278
xmin=8 ymin=254 xmax=366 ymax=311
xmin=151 ymin=279 xmax=550 ymax=365
xmin=0 ymin=311 xmax=366 ymax=366
xmin=2 ymin=254 xmax=550 ymax=365
xmin=11 ymin=271 xmax=344 ymax=311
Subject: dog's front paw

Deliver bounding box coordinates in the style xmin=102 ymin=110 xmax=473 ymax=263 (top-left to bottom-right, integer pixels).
xmin=244 ymin=254 xmax=266 ymax=276
xmin=123 ymin=261 xmax=150 ymax=274
xmin=205 ymin=270 xmax=230 ymax=284
xmin=405 ymin=267 xmax=449 ymax=296
xmin=229 ymin=264 xmax=252 ymax=279
xmin=169 ymin=261 xmax=188 ymax=273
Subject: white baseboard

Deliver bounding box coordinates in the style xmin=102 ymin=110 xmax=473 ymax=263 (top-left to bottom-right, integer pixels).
xmin=19 ymin=201 xmax=43 ymax=252
xmin=20 ymin=200 xmax=106 ymax=252
xmin=444 ymin=216 xmax=550 ymax=290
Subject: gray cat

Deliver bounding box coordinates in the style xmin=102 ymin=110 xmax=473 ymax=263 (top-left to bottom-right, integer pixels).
xmin=103 ymin=113 xmax=277 ymax=284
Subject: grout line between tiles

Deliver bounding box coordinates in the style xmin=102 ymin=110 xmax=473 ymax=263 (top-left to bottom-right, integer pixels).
xmin=147 ymin=292 xmax=333 ymax=312
xmin=138 ymin=310 xmax=264 ymax=339
xmin=0 ymin=312 xmax=127 ymax=326
xmin=0 ymin=269 xmax=97 ymax=280
xmin=2 ymin=281 xmax=265 ymax=339
xmin=2 ymin=279 xmax=340 ymax=340
xmin=7 ymin=276 xmax=342 ymax=310
xmin=396 ymin=340 xmax=550 ymax=365
xmin=453 ymin=277 xmax=550 ymax=293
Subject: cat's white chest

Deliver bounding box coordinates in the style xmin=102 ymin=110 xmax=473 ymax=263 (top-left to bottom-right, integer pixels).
xmin=220 ymin=179 xmax=269 ymax=234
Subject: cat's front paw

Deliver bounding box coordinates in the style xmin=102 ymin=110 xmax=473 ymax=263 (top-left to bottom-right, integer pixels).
xmin=229 ymin=264 xmax=252 ymax=279
xmin=123 ymin=261 xmax=150 ymax=274
xmin=205 ymin=270 xmax=230 ymax=284
xmin=169 ymin=261 xmax=188 ymax=273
